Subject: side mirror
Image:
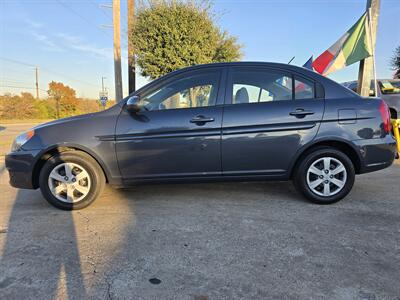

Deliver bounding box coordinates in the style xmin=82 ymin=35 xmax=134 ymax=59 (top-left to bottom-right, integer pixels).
xmin=126 ymin=95 xmax=141 ymax=113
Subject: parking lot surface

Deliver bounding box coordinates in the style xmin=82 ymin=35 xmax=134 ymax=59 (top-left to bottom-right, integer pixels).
xmin=1 ymin=122 xmax=399 ymax=299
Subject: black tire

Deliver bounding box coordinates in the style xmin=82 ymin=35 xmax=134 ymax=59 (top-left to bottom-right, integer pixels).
xmin=293 ymin=147 xmax=355 ymax=204
xmin=39 ymin=151 xmax=105 ymax=210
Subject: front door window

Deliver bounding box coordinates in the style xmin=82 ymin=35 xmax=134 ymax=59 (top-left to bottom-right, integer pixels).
xmin=139 ymin=72 xmax=220 ymax=111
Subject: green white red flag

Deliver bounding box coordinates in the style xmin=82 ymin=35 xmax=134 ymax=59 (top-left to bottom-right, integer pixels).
xmin=312 ymin=12 xmax=372 ymax=76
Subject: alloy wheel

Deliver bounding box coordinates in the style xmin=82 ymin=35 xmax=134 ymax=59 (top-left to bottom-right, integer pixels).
xmin=306 ymin=157 xmax=347 ymax=197
xmin=48 ymin=162 xmax=91 ymax=203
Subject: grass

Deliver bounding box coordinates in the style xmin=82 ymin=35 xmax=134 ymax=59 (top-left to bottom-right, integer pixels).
xmin=0 ymin=119 xmax=54 ymax=124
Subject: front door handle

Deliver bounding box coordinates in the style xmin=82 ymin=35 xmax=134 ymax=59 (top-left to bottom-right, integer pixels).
xmin=289 ymin=109 xmax=315 ymax=118
xmin=190 ymin=115 xmax=215 ymax=123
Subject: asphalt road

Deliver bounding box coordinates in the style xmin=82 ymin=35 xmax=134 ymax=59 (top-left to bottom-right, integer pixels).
xmin=0 ymin=122 xmax=43 ymax=156
xmin=0 ymin=122 xmax=400 ymax=299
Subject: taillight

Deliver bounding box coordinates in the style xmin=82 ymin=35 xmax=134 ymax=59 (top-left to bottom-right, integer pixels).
xmin=379 ymin=100 xmax=391 ymax=134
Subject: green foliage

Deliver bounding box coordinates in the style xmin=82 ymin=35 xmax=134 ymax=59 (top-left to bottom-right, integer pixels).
xmin=213 ymin=31 xmax=242 ymax=62
xmin=47 ymin=81 xmax=79 ymax=118
xmin=0 ymin=93 xmax=39 ymax=119
xmin=391 ymin=45 xmax=400 ymax=79
xmin=0 ymin=91 xmax=113 ymax=120
xmin=131 ymin=0 xmax=242 ymax=79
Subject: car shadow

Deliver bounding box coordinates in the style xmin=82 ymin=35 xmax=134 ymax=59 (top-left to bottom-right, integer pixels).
xmin=117 ymin=179 xmax=307 ymax=205
xmin=0 ymin=178 xmax=305 ymax=298
xmin=0 ymin=151 xmax=86 ymax=298
xmin=91 ymin=181 xmax=308 ymax=298
xmin=0 ymin=188 xmax=86 ymax=298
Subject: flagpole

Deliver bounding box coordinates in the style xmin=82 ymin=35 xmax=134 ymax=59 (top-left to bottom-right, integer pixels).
xmin=368 ymin=8 xmax=378 ymax=96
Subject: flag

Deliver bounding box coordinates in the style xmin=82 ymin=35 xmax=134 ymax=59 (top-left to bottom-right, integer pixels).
xmin=312 ymin=12 xmax=372 ymax=76
xmin=303 ymin=56 xmax=313 ymax=70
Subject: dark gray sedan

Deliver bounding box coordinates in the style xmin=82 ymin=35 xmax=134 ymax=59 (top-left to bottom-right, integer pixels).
xmin=343 ymin=79 xmax=400 ymax=119
xmin=5 ymin=62 xmax=397 ymax=210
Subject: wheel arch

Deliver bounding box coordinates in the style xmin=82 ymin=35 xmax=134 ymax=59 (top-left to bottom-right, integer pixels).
xmin=389 ymin=107 xmax=398 ymax=119
xmin=32 ymin=144 xmax=110 ymax=188
xmin=289 ymin=138 xmax=362 ymax=179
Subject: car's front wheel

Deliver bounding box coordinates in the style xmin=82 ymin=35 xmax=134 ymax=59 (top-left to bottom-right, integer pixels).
xmin=39 ymin=150 xmax=105 ymax=210
xmin=293 ymin=147 xmax=355 ymax=204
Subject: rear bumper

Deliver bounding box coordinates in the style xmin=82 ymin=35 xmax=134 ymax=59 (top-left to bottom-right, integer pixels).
xmin=5 ymin=149 xmax=41 ymax=189
xmin=354 ymin=135 xmax=397 ymax=174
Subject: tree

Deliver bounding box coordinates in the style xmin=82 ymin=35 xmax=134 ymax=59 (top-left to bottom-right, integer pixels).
xmin=47 ymin=81 xmax=79 ymax=118
xmin=391 ymin=46 xmax=400 ymax=79
xmin=131 ymin=0 xmax=242 ymax=79
xmin=0 ymin=92 xmax=39 ymax=119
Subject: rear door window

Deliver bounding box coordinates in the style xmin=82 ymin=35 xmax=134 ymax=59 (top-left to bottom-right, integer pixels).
xmin=294 ymin=76 xmax=315 ymax=100
xmin=230 ymin=69 xmax=293 ymax=104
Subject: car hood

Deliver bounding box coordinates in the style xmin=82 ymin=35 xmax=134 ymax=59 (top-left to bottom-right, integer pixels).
xmin=33 ymin=112 xmax=98 ymax=130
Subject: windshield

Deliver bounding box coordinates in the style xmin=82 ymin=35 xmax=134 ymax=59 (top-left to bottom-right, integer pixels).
xmin=389 ymin=80 xmax=400 ymax=89
xmin=379 ymin=80 xmax=400 ymax=95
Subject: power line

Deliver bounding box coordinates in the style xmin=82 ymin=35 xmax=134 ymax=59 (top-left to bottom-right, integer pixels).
xmin=0 ymin=85 xmax=47 ymax=92
xmin=88 ymin=0 xmax=113 ymax=21
xmin=0 ymin=57 xmax=100 ymax=88
xmin=0 ymin=68 xmax=32 ymax=76
xmin=42 ymin=68 xmax=99 ymax=88
xmin=0 ymin=81 xmax=47 ymax=93
xmin=55 ymin=0 xmax=112 ymax=38
xmin=54 ymin=1 xmax=130 ymax=54
xmin=95 ymin=1 xmax=129 ymax=47
xmin=0 ymin=78 xmax=34 ymax=84
xmin=0 ymin=57 xmax=35 ymax=67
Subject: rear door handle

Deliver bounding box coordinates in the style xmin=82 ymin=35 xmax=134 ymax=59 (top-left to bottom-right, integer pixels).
xmin=190 ymin=115 xmax=215 ymax=123
xmin=289 ymin=109 xmax=315 ymax=118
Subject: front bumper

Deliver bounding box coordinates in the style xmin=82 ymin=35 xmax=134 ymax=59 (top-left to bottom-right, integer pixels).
xmin=5 ymin=149 xmax=41 ymax=189
xmin=354 ymin=134 xmax=397 ymax=174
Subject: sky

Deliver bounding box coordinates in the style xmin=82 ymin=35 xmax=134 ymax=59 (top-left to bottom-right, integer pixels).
xmin=0 ymin=0 xmax=399 ymax=100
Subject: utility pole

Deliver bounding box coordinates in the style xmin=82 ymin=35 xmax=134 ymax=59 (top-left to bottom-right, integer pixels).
xmin=357 ymin=0 xmax=380 ymax=97
xmin=113 ymin=0 xmax=123 ymax=102
xmin=35 ymin=66 xmax=39 ymax=99
xmin=127 ymin=0 xmax=136 ymax=94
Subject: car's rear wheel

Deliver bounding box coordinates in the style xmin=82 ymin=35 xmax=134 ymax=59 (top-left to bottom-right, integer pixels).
xmin=293 ymin=147 xmax=355 ymax=204
xmin=39 ymin=151 xmax=105 ymax=210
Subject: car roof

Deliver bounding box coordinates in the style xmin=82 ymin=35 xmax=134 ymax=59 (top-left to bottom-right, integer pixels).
xmin=136 ymin=61 xmax=323 ymax=90
xmin=167 ymin=61 xmax=315 ymax=75
xmin=134 ymin=61 xmax=357 ymax=100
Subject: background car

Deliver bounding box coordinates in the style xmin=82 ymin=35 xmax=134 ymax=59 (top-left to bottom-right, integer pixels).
xmin=6 ymin=62 xmax=397 ymax=210
xmin=342 ymin=79 xmax=400 ymax=119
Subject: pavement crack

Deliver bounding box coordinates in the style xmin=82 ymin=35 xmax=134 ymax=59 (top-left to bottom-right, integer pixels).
xmin=104 ymin=276 xmax=114 ymax=300
xmin=76 ymin=211 xmax=103 ymax=273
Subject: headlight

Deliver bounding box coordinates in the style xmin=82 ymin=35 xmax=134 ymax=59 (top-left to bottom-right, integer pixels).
xmin=11 ymin=129 xmax=35 ymax=152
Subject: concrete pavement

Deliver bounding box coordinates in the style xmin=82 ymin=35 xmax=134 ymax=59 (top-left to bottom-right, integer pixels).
xmin=0 ymin=122 xmax=399 ymax=299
